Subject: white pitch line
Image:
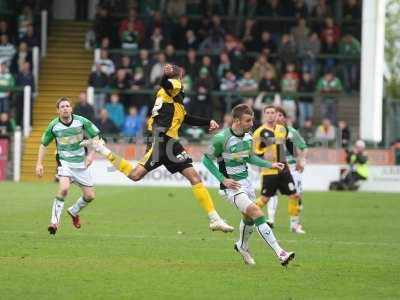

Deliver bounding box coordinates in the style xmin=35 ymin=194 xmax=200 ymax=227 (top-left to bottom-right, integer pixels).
xmin=1 ymin=230 xmax=399 ymax=247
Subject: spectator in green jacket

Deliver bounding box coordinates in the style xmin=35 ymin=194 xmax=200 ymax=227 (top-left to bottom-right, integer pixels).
xmin=0 ymin=62 xmax=15 ymax=113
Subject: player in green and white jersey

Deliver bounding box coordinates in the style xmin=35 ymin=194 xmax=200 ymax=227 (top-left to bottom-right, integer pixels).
xmin=36 ymin=97 xmax=100 ymax=235
xmin=266 ymin=107 xmax=308 ymax=233
xmin=203 ymin=104 xmax=295 ymax=266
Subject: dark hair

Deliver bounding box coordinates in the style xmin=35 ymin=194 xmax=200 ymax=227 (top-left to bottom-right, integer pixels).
xmin=263 ymin=105 xmax=276 ymax=112
xmin=167 ymin=64 xmax=182 ymax=79
xmin=232 ymin=104 xmax=254 ymax=119
xmin=56 ymin=97 xmax=71 ymax=108
xmin=275 ymin=106 xmax=287 ymax=118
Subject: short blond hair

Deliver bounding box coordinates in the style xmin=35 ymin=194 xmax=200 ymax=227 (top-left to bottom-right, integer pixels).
xmin=56 ymin=97 xmax=71 ymax=108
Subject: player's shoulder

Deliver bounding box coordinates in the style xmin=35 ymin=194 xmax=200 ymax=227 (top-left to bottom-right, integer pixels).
xmin=73 ymin=114 xmax=92 ymax=124
xmin=253 ymin=124 xmax=266 ymax=136
xmin=46 ymin=117 xmax=59 ymax=128
xmin=168 ymin=78 xmax=182 ymax=90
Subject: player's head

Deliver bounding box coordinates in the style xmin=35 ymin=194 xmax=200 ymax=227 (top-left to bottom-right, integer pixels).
xmin=164 ymin=64 xmax=183 ymax=80
xmin=232 ymin=104 xmax=254 ymax=133
xmin=56 ymin=97 xmax=72 ymax=119
xmin=275 ymin=106 xmax=287 ymax=125
xmin=263 ymin=105 xmax=277 ymax=125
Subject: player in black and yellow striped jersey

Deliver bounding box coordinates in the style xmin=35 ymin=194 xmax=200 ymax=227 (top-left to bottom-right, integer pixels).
xmin=253 ymin=105 xmax=302 ymax=233
xmin=83 ymin=64 xmax=234 ymax=233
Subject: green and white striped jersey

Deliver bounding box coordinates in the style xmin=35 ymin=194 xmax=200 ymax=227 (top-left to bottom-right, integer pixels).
xmin=207 ymin=128 xmax=254 ymax=181
xmin=286 ymin=126 xmax=307 ymax=165
xmin=41 ymin=115 xmax=100 ymax=168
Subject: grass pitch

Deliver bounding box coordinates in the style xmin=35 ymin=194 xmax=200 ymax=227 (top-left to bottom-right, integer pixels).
xmin=0 ymin=182 xmax=399 ymax=300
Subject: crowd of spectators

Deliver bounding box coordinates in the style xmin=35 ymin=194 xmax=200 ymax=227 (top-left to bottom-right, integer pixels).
xmin=0 ymin=2 xmax=38 ymax=136
xmin=86 ymin=0 xmax=361 ymax=146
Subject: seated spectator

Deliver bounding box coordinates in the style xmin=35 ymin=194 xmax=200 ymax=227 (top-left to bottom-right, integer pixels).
xmin=131 ymin=67 xmax=146 ymax=90
xmin=256 ymin=31 xmax=277 ymax=54
xmin=251 ymin=54 xmax=276 ymax=83
xmin=321 ymin=35 xmax=338 ymax=70
xmin=199 ymin=55 xmax=217 ymax=85
xmin=291 ymin=18 xmax=310 ymax=48
xmin=106 ymin=93 xmax=125 ymax=129
xmin=320 ymin=17 xmax=341 ymax=45
xmin=199 ymin=30 xmax=225 ymax=53
xmin=95 ymin=108 xmax=120 ymax=139
xmin=317 ymin=70 xmax=343 ymax=124
xmin=217 ymin=52 xmax=232 ymax=81
xmin=298 ymin=71 xmax=315 ymax=127
xmin=0 ymin=62 xmax=15 ymax=113
xmin=237 ymin=71 xmax=258 ymax=92
xmin=338 ymin=120 xmax=351 ymax=148
xmin=150 ymin=52 xmax=166 ymax=85
xmin=224 ymin=34 xmax=243 ymax=53
xmin=0 ymin=112 xmax=15 ymax=137
xmin=11 ymin=42 xmax=32 ymax=74
xmin=165 ymin=44 xmax=180 ymax=65
xmin=315 ymin=118 xmax=336 ymax=146
xmin=110 ymin=69 xmax=131 ymax=91
xmin=147 ymin=26 xmax=165 ymax=52
xmin=117 ymin=55 xmax=133 ymax=78
xmin=120 ymin=21 xmax=140 ymax=50
xmin=20 ymin=23 xmax=38 ymax=47
xmin=339 ymin=34 xmax=361 ymax=93
xmin=241 ymin=19 xmax=258 ymax=51
xmin=122 ymin=106 xmax=147 ymax=140
xmin=74 ymin=92 xmax=95 ymax=121
xmin=183 ymin=30 xmax=198 ymax=50
xmin=220 ymin=70 xmax=238 ymax=111
xmin=300 ymin=119 xmax=315 ymax=146
xmin=118 ymin=8 xmax=145 ymax=44
xmin=0 ymin=34 xmax=16 ymax=66
xmin=95 ymin=49 xmax=115 ymax=77
xmin=183 ymin=49 xmax=199 ymax=80
xmin=258 ymin=69 xmax=280 ymax=103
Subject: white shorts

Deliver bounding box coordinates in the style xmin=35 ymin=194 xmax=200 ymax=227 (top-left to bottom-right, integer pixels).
xmin=219 ymin=179 xmax=256 ymax=212
xmin=289 ymin=164 xmax=302 ymax=194
xmin=57 ymin=165 xmax=93 ymax=187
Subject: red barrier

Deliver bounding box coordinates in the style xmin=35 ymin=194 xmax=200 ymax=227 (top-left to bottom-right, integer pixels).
xmin=0 ymin=139 xmax=9 ymax=180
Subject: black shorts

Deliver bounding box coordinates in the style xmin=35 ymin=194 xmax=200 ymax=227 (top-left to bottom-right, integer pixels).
xmin=139 ymin=134 xmax=193 ymax=174
xmin=261 ymin=167 xmax=296 ymax=197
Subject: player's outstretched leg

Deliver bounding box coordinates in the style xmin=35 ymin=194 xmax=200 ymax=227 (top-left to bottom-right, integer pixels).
xmin=237 ymin=193 xmax=295 ymax=266
xmin=288 ymin=196 xmax=306 ymax=234
xmin=67 ymin=195 xmax=93 ymax=229
xmin=267 ymin=195 xmax=278 ymax=228
xmin=234 ymin=218 xmax=255 ymax=265
xmin=182 ymin=167 xmax=234 ymax=233
xmin=48 ymin=196 xmax=64 ymax=235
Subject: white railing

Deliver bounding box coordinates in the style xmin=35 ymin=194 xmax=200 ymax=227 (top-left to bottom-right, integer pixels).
xmin=94 ymin=48 xmax=100 ymax=62
xmin=41 ymin=10 xmax=48 ymax=57
xmin=23 ymin=85 xmax=32 ymax=138
xmin=13 ymin=128 xmax=22 ymax=182
xmin=32 ymin=46 xmax=39 ymax=92
xmin=87 ymin=86 xmax=94 ymax=105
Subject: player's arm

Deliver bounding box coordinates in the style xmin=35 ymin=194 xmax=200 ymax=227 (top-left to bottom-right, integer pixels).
xmin=245 ymin=154 xmax=283 ymax=170
xmin=36 ymin=122 xmax=55 ymax=177
xmin=183 ymin=114 xmax=219 ymax=132
xmin=202 ymin=134 xmax=240 ymax=190
xmin=80 ymin=116 xmax=101 ymax=167
xmin=291 ymin=128 xmax=308 ymax=171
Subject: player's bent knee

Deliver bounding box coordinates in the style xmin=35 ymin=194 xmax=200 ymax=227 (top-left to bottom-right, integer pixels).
xmin=234 ymin=193 xmax=254 ymax=214
xmin=59 ymin=189 xmax=68 ymax=198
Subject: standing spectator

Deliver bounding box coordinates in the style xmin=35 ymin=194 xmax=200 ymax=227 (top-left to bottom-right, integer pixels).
xmin=173 ymin=15 xmax=191 ymax=49
xmin=300 ymin=119 xmax=315 ymax=146
xmin=95 ymin=108 xmax=120 ymax=139
xmin=320 ymin=17 xmax=341 ymax=45
xmin=321 ymin=35 xmax=338 ymax=70
xmin=298 ymin=32 xmax=320 ymax=78
xmin=11 ymin=42 xmax=32 ymax=74
xmin=298 ymin=71 xmax=315 ymax=127
xmin=20 ymin=24 xmax=38 ymax=47
xmin=280 ymin=63 xmax=300 ymax=121
xmin=277 ymin=34 xmax=297 ymax=70
xmin=250 ymin=54 xmax=276 ymax=83
xmin=241 ymin=19 xmax=258 ymax=51
xmin=183 ymin=49 xmax=199 ymax=80
xmin=17 ymin=5 xmax=33 ymax=39
xmin=338 ymin=120 xmax=351 ymax=148
xmin=106 ymin=94 xmax=125 ymax=129
xmin=317 ymin=70 xmax=343 ymax=124
xmin=88 ymin=63 xmax=108 ymax=116
xmin=0 ymin=112 xmax=15 ymax=137
xmin=237 ymin=71 xmax=258 ymax=93
xmin=339 ymin=34 xmax=361 ymax=93
xmin=183 ymin=30 xmax=198 ymax=50
xmin=0 ymin=34 xmax=16 ymax=66
xmin=95 ymin=49 xmax=115 ymax=77
xmin=73 ymin=92 xmax=95 ymax=122
xmin=315 ymin=118 xmax=336 ymax=147
xmin=219 ymin=70 xmax=238 ymax=112
xmin=122 ymin=106 xmax=147 ymax=140
xmin=16 ymin=62 xmax=34 ymax=126
xmin=0 ymin=62 xmax=15 ymax=112
xmin=291 ymin=18 xmax=310 ymax=49
xmin=150 ymin=52 xmax=166 ymax=85
xmin=199 ymin=30 xmax=225 ymax=53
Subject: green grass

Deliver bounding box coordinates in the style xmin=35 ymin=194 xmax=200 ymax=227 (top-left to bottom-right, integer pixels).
xmin=0 ymin=182 xmax=399 ymax=300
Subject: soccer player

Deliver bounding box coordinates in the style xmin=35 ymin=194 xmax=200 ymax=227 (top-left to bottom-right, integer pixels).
xmin=83 ymin=64 xmax=233 ymax=232
xmin=266 ymin=107 xmax=307 ymax=233
xmin=253 ymin=105 xmax=305 ymax=234
xmin=36 ymin=97 xmax=100 ymax=235
xmin=202 ymin=104 xmax=295 ymax=266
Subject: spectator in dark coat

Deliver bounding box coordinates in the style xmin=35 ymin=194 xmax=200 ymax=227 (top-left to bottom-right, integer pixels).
xmin=73 ymin=92 xmax=95 ymax=122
